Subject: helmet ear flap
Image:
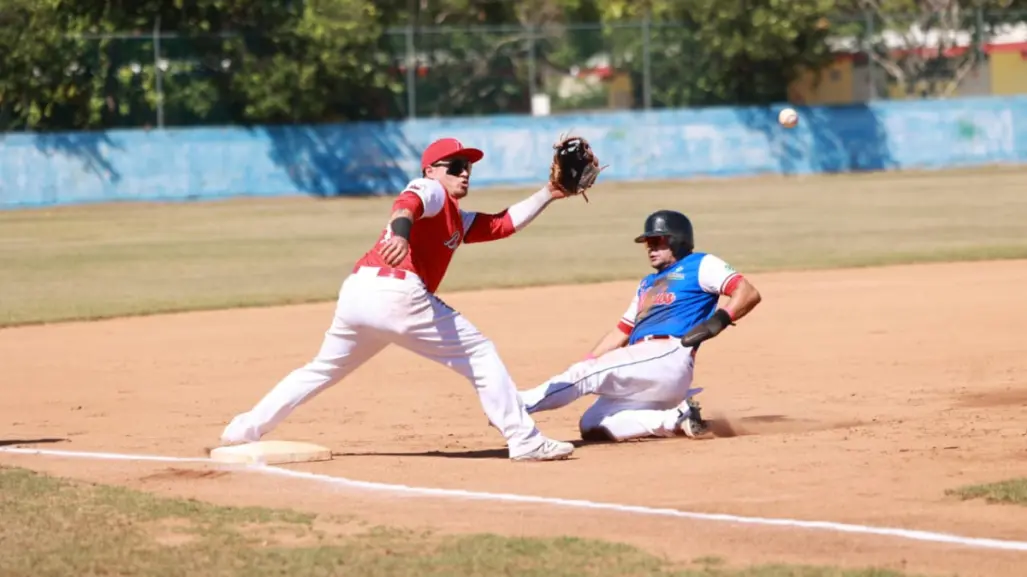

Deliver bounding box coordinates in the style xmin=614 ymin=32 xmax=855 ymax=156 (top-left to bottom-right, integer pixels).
xmin=667 ymin=236 xmax=691 ymax=259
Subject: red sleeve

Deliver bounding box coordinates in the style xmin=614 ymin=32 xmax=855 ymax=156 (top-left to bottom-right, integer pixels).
xmin=391 ymin=191 xmax=425 ymax=219
xmin=616 ymin=320 xmax=633 ymax=335
xmin=463 ymin=211 xmax=516 ymax=244
xmin=722 ymin=274 xmax=744 ymax=296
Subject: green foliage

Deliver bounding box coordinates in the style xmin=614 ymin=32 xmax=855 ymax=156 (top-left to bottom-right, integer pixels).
xmin=0 ymin=0 xmax=867 ymax=129
xmin=227 ymin=0 xmax=397 ymax=123
xmin=0 ymin=0 xmax=398 ymax=130
xmin=599 ymin=0 xmax=838 ymax=107
xmin=0 ymin=0 xmax=94 ymax=129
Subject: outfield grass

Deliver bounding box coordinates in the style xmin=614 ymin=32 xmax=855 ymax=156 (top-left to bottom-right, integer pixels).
xmin=946 ymin=478 xmax=1027 ymax=506
xmin=0 ymin=466 xmax=927 ymax=577
xmin=2 ymin=166 xmax=1027 ymax=326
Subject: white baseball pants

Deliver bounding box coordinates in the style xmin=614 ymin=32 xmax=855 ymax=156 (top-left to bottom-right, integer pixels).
xmin=519 ymin=338 xmax=697 ymax=441
xmin=221 ymin=266 xmax=545 ymax=458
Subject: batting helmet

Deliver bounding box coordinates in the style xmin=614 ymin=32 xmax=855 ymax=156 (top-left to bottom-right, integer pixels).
xmin=633 ymin=210 xmax=694 ymax=259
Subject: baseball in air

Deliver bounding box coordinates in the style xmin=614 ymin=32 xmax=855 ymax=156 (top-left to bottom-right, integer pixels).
xmin=778 ymin=107 xmax=799 ymax=128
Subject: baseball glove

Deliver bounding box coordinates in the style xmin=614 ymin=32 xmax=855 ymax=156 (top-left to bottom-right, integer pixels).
xmin=549 ymin=134 xmax=604 ymax=202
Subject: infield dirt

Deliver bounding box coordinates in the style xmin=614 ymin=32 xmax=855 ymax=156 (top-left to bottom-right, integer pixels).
xmin=3 ymin=259 xmax=1027 ymax=576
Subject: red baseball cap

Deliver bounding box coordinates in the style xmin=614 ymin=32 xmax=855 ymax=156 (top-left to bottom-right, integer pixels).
xmin=420 ymin=138 xmax=484 ymax=169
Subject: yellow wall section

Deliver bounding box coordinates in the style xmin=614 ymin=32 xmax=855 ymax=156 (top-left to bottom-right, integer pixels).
xmin=607 ymin=72 xmax=634 ymax=108
xmin=990 ymin=51 xmax=1027 ymax=95
xmin=788 ymin=59 xmax=854 ymax=104
xmin=787 ymin=45 xmax=1026 ymax=103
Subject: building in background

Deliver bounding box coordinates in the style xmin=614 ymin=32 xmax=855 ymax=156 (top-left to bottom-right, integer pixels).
xmin=789 ymin=23 xmax=1027 ymax=104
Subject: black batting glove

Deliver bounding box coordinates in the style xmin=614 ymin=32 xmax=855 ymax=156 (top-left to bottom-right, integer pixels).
xmin=681 ymin=309 xmax=733 ymax=348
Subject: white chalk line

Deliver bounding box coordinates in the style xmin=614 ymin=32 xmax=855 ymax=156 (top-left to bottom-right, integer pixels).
xmin=3 ymin=446 xmax=1027 ymax=553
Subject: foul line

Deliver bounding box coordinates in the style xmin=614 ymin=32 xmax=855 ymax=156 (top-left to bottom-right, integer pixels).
xmin=3 ymin=446 xmax=1027 ymax=553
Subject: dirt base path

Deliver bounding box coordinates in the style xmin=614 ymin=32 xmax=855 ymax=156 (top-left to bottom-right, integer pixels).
xmin=3 ymin=260 xmax=1027 ymax=576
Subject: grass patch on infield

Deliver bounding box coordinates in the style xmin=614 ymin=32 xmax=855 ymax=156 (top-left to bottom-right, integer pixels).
xmin=3 ymin=165 xmax=1027 ymax=327
xmin=946 ymin=478 xmax=1027 ymax=506
xmin=0 ymin=466 xmax=930 ymax=577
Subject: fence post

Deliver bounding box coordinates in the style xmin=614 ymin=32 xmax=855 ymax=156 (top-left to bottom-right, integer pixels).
xmin=405 ymin=25 xmax=417 ymax=119
xmin=528 ymin=24 xmax=537 ymax=103
xmin=642 ymin=14 xmax=652 ymax=109
xmin=153 ymin=17 xmax=165 ymax=128
xmin=975 ymin=5 xmax=985 ymax=59
xmin=864 ymin=8 xmax=876 ymax=101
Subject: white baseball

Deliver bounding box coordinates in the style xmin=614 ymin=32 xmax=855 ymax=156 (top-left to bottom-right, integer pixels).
xmin=778 ymin=107 xmax=798 ymax=128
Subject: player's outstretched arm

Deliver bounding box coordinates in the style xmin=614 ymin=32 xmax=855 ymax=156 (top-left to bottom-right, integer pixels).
xmin=583 ymin=283 xmax=639 ymax=359
xmin=462 ymin=184 xmax=563 ymax=244
xmin=681 ymin=256 xmax=762 ymax=348
xmin=586 ymin=327 xmax=630 ymax=359
xmin=720 ymin=276 xmax=761 ymax=322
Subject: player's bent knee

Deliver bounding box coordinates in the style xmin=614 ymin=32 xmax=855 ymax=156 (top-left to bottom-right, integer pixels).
xmin=579 ymin=426 xmax=615 ymax=443
xmin=578 ymin=407 xmax=607 ymax=434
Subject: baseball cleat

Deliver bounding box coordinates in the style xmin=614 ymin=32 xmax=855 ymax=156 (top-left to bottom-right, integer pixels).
xmin=676 ymin=397 xmax=709 ymax=438
xmin=217 ymin=436 xmax=250 ymax=448
xmin=511 ymin=438 xmax=575 ymax=461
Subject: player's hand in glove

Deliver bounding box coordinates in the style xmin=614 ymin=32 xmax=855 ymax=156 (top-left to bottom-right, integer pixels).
xmin=549 ymin=134 xmax=605 ymax=202
xmin=680 ymin=309 xmax=734 ymax=348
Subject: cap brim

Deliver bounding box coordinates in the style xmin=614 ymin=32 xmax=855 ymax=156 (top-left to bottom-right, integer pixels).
xmin=442 ymin=148 xmax=484 ymax=164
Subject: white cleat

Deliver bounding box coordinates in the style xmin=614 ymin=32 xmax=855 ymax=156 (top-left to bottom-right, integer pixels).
xmin=511 ymin=438 xmax=575 ymax=462
xmin=675 ymin=397 xmax=709 ymax=438
xmin=219 ymin=414 xmax=263 ymax=447
xmin=218 ymin=436 xmax=251 ymax=447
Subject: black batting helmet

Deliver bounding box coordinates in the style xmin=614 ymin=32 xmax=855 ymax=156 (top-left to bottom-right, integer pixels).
xmin=633 ymin=210 xmax=694 ymax=259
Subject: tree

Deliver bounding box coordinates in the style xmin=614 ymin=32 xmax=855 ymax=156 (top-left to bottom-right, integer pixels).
xmin=0 ymin=0 xmax=100 ymax=130
xmin=224 ymin=0 xmax=400 ymax=123
xmin=0 ymin=0 xmax=856 ymax=128
xmin=0 ymin=0 xmax=401 ymax=131
xmin=376 ymin=0 xmax=599 ymax=117
xmin=596 ymin=0 xmax=839 ymax=107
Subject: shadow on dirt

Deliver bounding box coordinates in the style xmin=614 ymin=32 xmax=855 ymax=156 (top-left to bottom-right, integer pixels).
xmin=954 ymin=387 xmax=1027 ymax=408
xmin=0 ymin=437 xmax=68 ymax=447
xmin=331 ymin=415 xmax=867 ymax=459
xmin=333 ymin=438 xmax=625 ymax=460
xmin=333 ymin=448 xmax=510 ymax=460
xmin=708 ymin=414 xmax=867 ymax=438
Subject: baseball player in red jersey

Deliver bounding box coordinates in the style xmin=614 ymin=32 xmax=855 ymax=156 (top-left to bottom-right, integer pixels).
xmin=219 ymin=137 xmax=577 ymax=461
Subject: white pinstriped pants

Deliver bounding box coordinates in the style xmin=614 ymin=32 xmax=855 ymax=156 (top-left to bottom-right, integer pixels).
xmin=221 ymin=266 xmax=544 ymax=457
xmin=519 ymin=338 xmax=698 ymax=441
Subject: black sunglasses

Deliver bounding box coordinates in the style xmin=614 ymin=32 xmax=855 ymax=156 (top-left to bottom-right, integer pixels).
xmin=433 ymin=158 xmax=471 ymax=175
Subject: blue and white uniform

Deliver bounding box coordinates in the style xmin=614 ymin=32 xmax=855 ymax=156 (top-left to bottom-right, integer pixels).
xmin=519 ymin=252 xmax=740 ymax=441
xmin=622 ymin=252 xmax=741 ymax=346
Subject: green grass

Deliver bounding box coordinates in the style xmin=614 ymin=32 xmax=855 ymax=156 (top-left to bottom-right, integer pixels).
xmin=946 ymin=478 xmax=1027 ymax=506
xmin=0 ymin=466 xmax=932 ymax=577
xmin=3 ymin=166 xmax=1027 ymax=327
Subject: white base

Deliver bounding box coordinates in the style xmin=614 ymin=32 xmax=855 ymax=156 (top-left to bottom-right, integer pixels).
xmin=208 ymin=440 xmax=332 ymax=465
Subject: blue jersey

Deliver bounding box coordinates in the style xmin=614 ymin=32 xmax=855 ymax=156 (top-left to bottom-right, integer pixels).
xmin=620 ymin=252 xmax=740 ymax=346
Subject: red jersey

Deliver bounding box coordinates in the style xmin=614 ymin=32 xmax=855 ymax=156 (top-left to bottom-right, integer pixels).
xmin=354 ymin=178 xmax=516 ymax=293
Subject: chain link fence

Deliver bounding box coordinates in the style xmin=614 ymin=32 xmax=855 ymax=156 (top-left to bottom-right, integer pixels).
xmin=377 ymin=11 xmax=1024 ymax=118
xmin=12 ymin=9 xmax=1027 ymax=130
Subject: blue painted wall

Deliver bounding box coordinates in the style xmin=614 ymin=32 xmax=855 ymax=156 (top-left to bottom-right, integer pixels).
xmin=2 ymin=96 xmax=1026 ymax=208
